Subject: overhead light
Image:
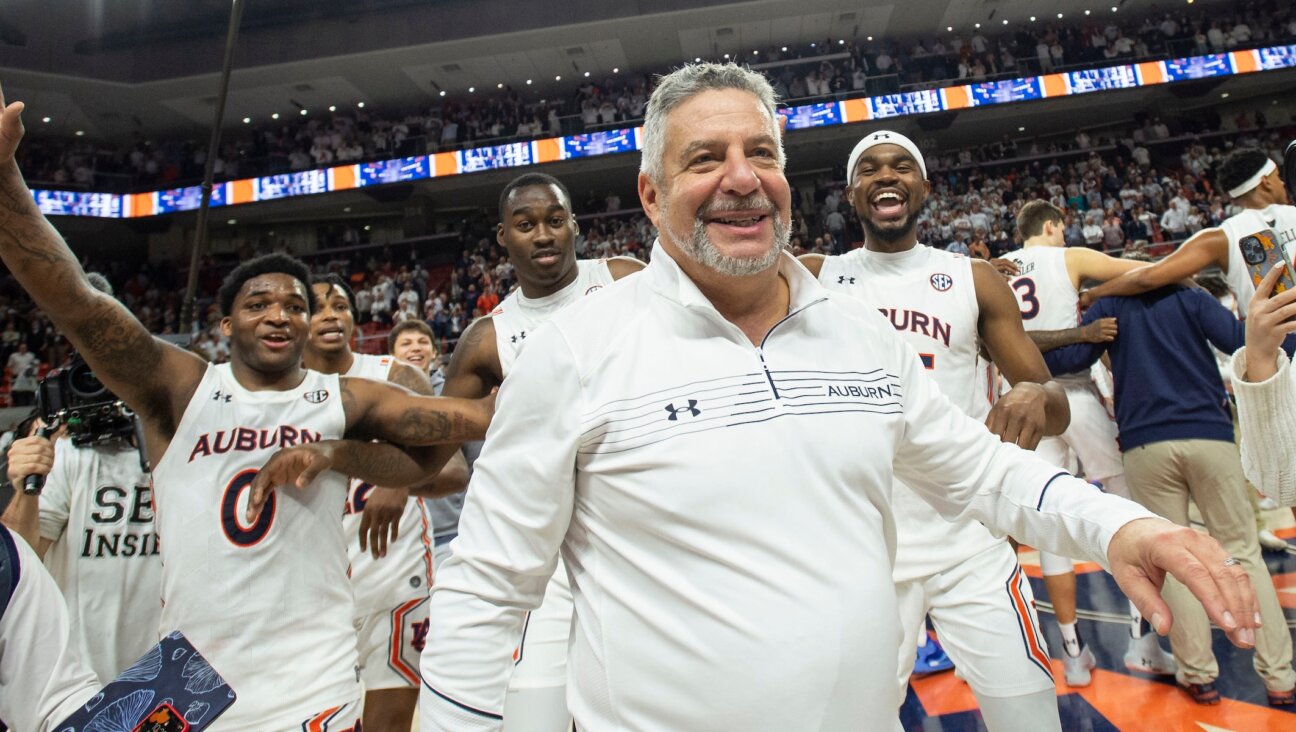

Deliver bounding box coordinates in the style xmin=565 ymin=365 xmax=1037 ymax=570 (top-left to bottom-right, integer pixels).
xmin=974 ymin=23 xmax=981 ymax=28
xmin=41 ymin=116 xmax=50 ymax=123
xmin=1018 ymin=126 xmax=1026 ymax=132
xmin=583 ymin=71 xmax=590 ymax=77
xmin=1220 ymin=92 xmax=1230 ymax=98
xmin=439 ymin=90 xmax=446 ymax=97
xmin=271 ymin=112 xmax=279 ymax=119
xmin=754 ymin=50 xmax=759 ymax=55
xmin=1030 ymin=15 xmax=1036 ymax=21
xmin=526 ymin=79 xmax=532 ymax=85
xmin=1057 ymin=12 xmax=1063 ymax=18
xmin=810 ymin=42 xmax=816 ymax=48
xmin=242 ymin=117 xmax=251 ymax=124
xmin=75 ymin=130 xmax=84 ymax=137
xmin=497 ymin=82 xmax=504 ymax=88
xmin=343 ymin=207 xmax=351 ymax=213
xmin=364 ymin=225 xmax=371 ymax=231
xmin=468 ymin=86 xmax=475 ymax=92
xmin=226 ymin=219 xmax=237 ymax=225
xmin=328 ymin=105 xmax=336 ymax=112
xmin=947 ymin=26 xmax=953 ymax=31
xmin=723 ymin=53 xmax=730 ymax=59
xmin=1085 ymin=9 xmax=1092 ymax=15
xmin=1112 ymin=6 xmax=1118 ymax=11
xmin=695 ymin=57 xmax=702 ymax=62
xmin=838 ymin=39 xmax=845 ymax=45
xmin=1003 ymin=19 xmax=1008 ymax=25
xmin=299 ymin=109 xmax=308 ymax=116
xmin=780 ymin=46 xmax=787 ymax=52
xmin=357 ymin=102 xmax=365 ymax=108
xmin=866 ymin=36 xmax=873 ymax=41
xmin=555 ymin=75 xmax=561 ymax=81
xmin=612 ymin=67 xmax=619 ymax=73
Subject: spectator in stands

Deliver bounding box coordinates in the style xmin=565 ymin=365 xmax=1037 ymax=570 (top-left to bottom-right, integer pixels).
xmin=6 ymin=342 xmax=38 ymax=406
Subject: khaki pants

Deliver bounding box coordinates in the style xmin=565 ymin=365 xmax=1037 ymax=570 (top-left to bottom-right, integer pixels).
xmin=1123 ymin=439 xmax=1295 ymax=692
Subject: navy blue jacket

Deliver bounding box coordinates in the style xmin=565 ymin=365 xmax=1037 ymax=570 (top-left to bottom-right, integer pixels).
xmin=1043 ymin=286 xmax=1242 ymax=452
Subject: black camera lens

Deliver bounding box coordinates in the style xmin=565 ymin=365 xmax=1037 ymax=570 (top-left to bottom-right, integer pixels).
xmin=68 ymin=362 xmax=108 ymax=400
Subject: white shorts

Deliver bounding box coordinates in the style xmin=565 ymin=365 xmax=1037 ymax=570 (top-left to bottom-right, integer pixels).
xmin=1035 ymin=382 xmax=1123 ymax=481
xmin=510 ymin=558 xmax=573 ymax=690
xmin=896 ymin=542 xmax=1054 ymax=698
xmin=355 ymin=597 xmax=429 ymax=690
xmin=275 ymin=698 xmax=362 ymax=732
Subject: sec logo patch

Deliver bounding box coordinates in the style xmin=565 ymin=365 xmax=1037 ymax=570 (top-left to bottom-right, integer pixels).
xmin=930 ymin=273 xmax=953 ymax=292
xmin=304 ymin=389 xmax=329 ymax=404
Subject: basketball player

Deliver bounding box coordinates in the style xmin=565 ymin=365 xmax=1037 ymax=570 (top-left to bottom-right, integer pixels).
xmin=1003 ymin=200 xmax=1178 ymax=684
xmin=801 ymin=130 xmax=1071 ymax=730
xmin=414 ymin=171 xmax=643 ymax=731
xmin=1078 ymin=147 xmax=1294 ymax=314
xmin=0 ymin=91 xmax=491 ymax=730
xmin=303 ymin=274 xmax=469 ymax=732
xmin=416 ymin=63 xmax=1259 ymax=732
xmin=388 ymin=320 xmax=467 ymax=569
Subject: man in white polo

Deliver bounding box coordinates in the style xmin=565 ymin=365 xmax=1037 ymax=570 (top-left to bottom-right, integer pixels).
xmin=419 ymin=63 xmax=1260 ymax=731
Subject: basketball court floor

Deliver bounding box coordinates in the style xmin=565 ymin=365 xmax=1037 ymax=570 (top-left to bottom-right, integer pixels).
xmin=900 ymin=515 xmax=1296 ymax=731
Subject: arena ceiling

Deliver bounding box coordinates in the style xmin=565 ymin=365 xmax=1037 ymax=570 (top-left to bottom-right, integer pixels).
xmin=0 ymin=0 xmax=1215 ymax=140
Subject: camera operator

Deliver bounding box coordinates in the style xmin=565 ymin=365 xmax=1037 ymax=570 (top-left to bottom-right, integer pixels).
xmin=0 ymin=525 xmax=101 ymax=731
xmin=0 ymin=276 xmax=160 ymax=686
xmin=0 ymin=384 xmax=158 ymax=686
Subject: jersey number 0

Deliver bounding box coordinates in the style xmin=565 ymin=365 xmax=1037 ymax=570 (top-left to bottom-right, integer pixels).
xmin=220 ymin=469 xmax=276 ymax=547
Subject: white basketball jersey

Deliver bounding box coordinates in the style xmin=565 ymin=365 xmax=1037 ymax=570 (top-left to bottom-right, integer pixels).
xmin=151 ymin=363 xmax=358 ymax=730
xmin=1220 ymin=204 xmax=1296 ymax=315
xmin=1002 ymin=246 xmax=1091 ymax=382
xmin=492 ymin=259 xmax=614 ymax=378
xmin=38 ymin=439 xmax=160 ymax=685
xmin=342 ymin=353 xmax=434 ymax=615
xmin=819 ymin=246 xmax=1001 ymax=581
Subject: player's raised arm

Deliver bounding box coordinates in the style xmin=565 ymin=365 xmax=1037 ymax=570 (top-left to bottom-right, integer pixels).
xmin=0 ymin=87 xmax=204 ymax=436
xmin=1079 ymin=230 xmax=1227 ymax=306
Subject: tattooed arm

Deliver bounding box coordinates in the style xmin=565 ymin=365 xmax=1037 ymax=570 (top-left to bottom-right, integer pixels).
xmin=0 ymin=88 xmax=204 ymax=457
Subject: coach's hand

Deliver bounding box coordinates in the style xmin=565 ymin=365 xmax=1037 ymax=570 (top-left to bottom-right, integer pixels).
xmin=359 ymin=487 xmax=409 ymax=560
xmin=1108 ymin=517 xmax=1259 ymax=649
xmin=247 ymin=441 xmax=338 ymax=523
xmin=989 ymin=258 xmax=1019 ymax=279
xmin=984 ymin=382 xmax=1047 ymax=450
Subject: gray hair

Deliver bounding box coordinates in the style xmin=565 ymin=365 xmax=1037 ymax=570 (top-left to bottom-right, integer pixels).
xmin=640 ymin=62 xmax=783 ymax=184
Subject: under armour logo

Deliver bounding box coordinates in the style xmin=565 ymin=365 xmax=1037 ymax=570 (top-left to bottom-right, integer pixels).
xmin=511 ymin=331 xmax=527 ymax=343
xmin=212 ymin=390 xmax=232 ymax=403
xmin=665 ymin=400 xmax=701 ymax=420
xmin=874 ymin=133 xmax=891 ymax=139
xmin=837 ymin=276 xmax=856 ymax=285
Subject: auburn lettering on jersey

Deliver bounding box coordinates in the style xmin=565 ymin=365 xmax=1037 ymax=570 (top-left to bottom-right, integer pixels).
xmin=186 ymin=425 xmax=322 ymax=462
xmin=877 ymin=307 xmax=952 ymax=347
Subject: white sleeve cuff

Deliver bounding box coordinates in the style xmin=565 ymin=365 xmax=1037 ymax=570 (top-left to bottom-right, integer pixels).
xmin=1231 ymin=347 xmax=1296 ymax=506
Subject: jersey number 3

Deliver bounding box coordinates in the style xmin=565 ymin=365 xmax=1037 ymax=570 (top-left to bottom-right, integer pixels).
xmin=220 ymin=469 xmax=276 ymax=547
xmin=1012 ymin=278 xmax=1040 ymax=320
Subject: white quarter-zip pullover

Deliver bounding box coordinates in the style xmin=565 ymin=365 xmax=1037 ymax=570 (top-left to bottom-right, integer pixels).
xmin=421 ymin=242 xmax=1155 ymax=732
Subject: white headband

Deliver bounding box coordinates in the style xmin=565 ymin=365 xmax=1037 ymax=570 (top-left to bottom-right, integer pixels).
xmin=1227 ymin=158 xmax=1277 ymax=199
xmin=846 ymin=130 xmax=928 ymax=184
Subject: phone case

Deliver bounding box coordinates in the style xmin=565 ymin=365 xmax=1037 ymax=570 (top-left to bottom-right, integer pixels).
xmin=1239 ymin=228 xmax=1295 ymax=293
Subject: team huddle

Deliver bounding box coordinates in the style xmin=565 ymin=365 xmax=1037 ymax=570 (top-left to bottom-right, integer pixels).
xmin=0 ymin=62 xmax=1287 ymax=732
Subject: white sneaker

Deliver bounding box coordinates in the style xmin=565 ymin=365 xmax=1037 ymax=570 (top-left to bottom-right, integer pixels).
xmin=1124 ymin=635 xmax=1177 ymax=676
xmin=1259 ymin=529 xmax=1288 ymax=552
xmin=1259 ymin=496 xmax=1279 ymax=511
xmin=1062 ymin=645 xmax=1097 ymax=687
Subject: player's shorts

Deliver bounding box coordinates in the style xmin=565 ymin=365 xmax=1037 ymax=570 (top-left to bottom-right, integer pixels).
xmin=1035 ymin=382 xmax=1123 ymax=481
xmin=274 ymin=698 xmax=362 ymax=732
xmin=896 ymin=541 xmax=1054 ymax=698
xmin=510 ymin=558 xmax=573 ymax=690
xmin=355 ymin=597 xmax=429 ymax=690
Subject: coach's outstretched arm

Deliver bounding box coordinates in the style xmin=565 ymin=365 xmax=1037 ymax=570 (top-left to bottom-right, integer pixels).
xmin=888 ymin=333 xmax=1261 ymax=649
xmin=0 ymin=88 xmax=205 ymax=459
